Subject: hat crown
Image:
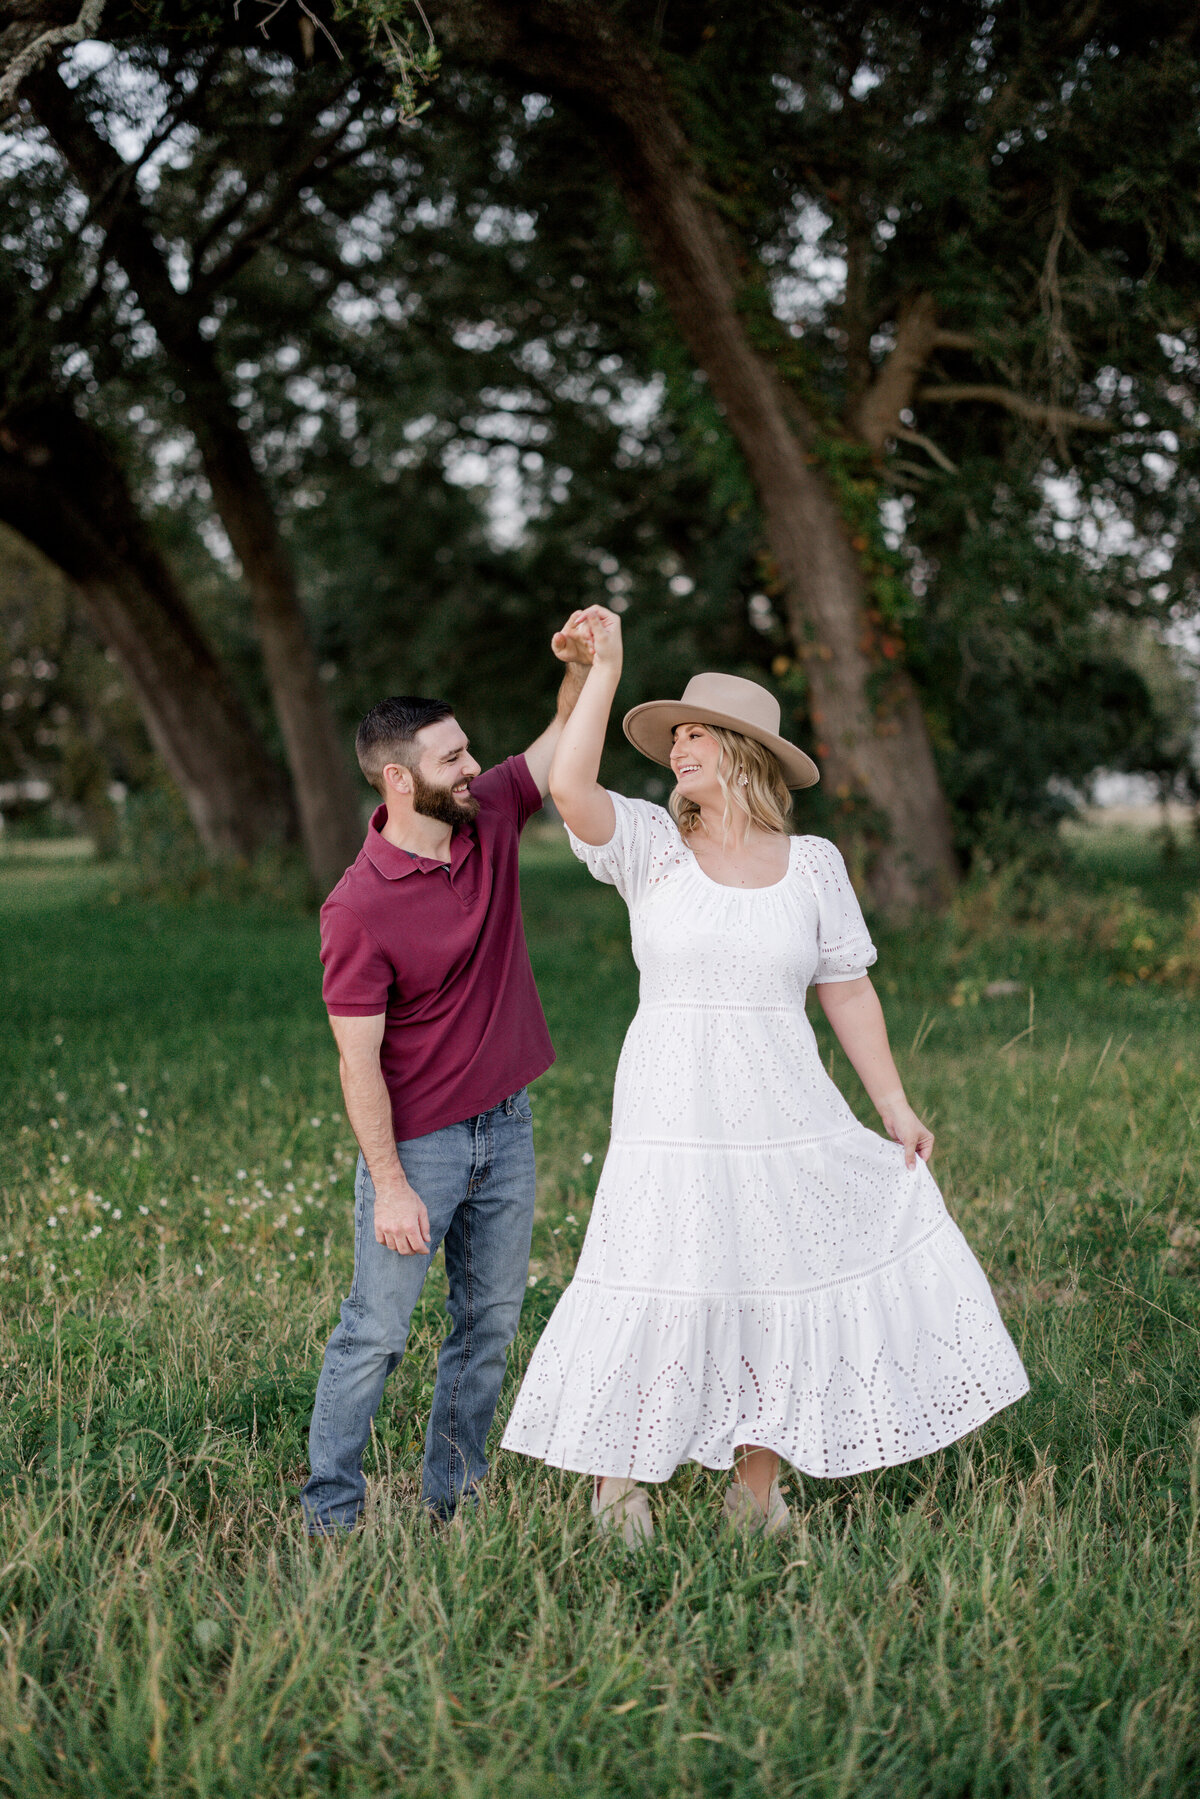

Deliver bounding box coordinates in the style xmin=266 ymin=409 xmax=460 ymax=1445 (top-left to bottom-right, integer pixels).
xmin=678 ymin=673 xmax=781 ymax=738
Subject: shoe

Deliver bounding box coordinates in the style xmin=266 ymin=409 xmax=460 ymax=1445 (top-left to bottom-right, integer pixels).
xmin=590 ymin=1477 xmax=654 ymax=1548
xmin=723 ymin=1477 xmax=791 ymax=1539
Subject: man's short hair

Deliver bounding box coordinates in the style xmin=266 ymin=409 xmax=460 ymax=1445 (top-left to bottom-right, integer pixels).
xmin=355 ymin=696 xmax=454 ymax=795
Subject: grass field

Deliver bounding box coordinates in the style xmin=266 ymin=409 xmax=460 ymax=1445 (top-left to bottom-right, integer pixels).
xmin=0 ymin=827 xmax=1199 ymax=1796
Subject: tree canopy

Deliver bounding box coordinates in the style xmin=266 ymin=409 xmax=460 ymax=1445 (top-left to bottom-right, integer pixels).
xmin=0 ymin=1 xmax=1196 ymax=895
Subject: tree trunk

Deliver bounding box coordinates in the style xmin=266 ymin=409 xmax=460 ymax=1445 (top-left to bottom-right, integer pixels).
xmin=28 ymin=67 xmax=364 ymax=895
xmin=434 ymin=0 xmax=958 ymax=909
xmin=0 ymin=397 xmax=296 ymax=859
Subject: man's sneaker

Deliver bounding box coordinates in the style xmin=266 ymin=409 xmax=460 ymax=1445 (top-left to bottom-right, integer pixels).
xmin=590 ymin=1477 xmax=654 ymax=1548
xmin=722 ymin=1478 xmax=791 ymax=1539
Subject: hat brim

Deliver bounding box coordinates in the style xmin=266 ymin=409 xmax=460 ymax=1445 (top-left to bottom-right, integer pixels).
xmin=622 ymin=701 xmax=820 ymax=790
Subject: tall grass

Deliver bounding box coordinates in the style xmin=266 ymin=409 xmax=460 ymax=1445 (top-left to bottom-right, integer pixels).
xmin=0 ymin=830 xmax=1198 ymax=1796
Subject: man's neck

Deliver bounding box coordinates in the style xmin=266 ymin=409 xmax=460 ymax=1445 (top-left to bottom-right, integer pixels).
xmin=379 ymin=804 xmax=455 ymax=864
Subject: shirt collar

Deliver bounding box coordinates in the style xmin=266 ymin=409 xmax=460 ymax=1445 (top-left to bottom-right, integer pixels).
xmin=363 ymin=802 xmax=477 ymax=881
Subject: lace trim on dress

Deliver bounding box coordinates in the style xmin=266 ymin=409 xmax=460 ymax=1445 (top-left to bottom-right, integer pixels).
xmin=572 ymin=1216 xmax=950 ymax=1300
xmin=609 ymin=1126 xmax=858 ymax=1151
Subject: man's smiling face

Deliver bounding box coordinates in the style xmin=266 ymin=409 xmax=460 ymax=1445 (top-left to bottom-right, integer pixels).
xmin=406 ymin=715 xmax=483 ymax=826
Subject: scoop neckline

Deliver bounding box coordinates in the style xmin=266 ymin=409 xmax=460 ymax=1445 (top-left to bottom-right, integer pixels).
xmin=680 ymin=831 xmax=796 ymax=893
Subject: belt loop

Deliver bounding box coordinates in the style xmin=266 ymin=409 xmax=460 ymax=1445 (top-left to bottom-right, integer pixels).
xmin=504 ymin=1093 xmax=514 ymax=1116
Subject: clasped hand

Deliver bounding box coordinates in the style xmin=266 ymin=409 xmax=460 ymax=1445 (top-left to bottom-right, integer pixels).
xmin=551 ymin=605 xmax=623 ymax=670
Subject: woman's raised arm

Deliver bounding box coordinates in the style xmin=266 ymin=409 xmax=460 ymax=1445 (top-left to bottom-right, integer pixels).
xmin=548 ymin=606 xmax=623 ymax=846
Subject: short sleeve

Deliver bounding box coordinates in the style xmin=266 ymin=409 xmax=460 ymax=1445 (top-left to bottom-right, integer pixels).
xmin=799 ymin=836 xmax=878 ymax=983
xmin=320 ymin=901 xmax=395 ymax=1016
xmin=470 ymin=754 xmax=543 ymax=833
xmin=566 ymin=791 xmax=685 ymax=905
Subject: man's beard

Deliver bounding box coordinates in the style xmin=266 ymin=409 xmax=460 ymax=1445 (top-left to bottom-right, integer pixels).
xmin=410 ymin=766 xmax=479 ymax=827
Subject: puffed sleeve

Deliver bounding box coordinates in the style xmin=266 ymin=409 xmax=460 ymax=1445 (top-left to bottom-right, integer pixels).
xmin=799 ymin=836 xmax=878 ymax=982
xmin=565 ymin=792 xmax=681 ymax=906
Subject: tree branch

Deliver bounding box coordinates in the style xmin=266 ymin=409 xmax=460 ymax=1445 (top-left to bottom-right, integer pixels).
xmin=915 ymin=383 xmax=1115 ymax=434
xmin=893 ymin=424 xmax=958 ymax=474
xmin=0 ymin=0 xmax=102 ymax=116
xmin=854 ymin=290 xmax=940 ymax=452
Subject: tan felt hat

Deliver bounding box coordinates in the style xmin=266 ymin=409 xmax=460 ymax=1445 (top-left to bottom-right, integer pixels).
xmin=622 ymin=672 xmax=819 ymax=790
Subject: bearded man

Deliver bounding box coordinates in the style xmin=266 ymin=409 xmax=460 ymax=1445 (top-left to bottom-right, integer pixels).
xmin=301 ymin=615 xmax=595 ymax=1533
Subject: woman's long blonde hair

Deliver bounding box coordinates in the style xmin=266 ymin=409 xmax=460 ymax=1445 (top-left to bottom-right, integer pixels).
xmin=668 ymin=724 xmax=793 ymax=839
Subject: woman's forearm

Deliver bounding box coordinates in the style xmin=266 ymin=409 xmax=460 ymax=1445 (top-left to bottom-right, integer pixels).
xmin=548 ymin=660 xmax=621 ymax=843
xmin=816 ymin=978 xmax=906 ymax=1113
xmin=549 ymin=661 xmax=620 ymax=794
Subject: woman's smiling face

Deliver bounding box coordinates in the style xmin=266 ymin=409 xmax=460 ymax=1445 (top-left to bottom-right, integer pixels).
xmin=669 ymin=723 xmax=722 ymax=801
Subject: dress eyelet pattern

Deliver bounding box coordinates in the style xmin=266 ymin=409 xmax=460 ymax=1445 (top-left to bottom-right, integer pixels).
xmin=502 ymin=793 xmax=1029 ymax=1481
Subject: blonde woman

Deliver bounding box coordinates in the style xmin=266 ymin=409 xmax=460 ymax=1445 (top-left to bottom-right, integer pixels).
xmin=502 ymin=607 xmax=1027 ymax=1543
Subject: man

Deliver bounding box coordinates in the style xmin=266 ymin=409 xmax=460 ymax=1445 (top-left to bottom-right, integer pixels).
xmin=301 ymin=617 xmax=594 ymax=1533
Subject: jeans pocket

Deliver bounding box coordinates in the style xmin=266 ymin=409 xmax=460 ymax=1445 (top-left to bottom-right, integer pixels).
xmin=512 ymin=1087 xmax=533 ymax=1124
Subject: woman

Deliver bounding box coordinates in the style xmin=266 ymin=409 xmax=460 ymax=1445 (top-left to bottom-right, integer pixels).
xmin=502 ymin=607 xmax=1028 ymax=1544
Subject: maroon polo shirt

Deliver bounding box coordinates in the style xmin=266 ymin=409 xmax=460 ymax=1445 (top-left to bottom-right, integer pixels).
xmin=319 ymin=754 xmax=554 ymax=1140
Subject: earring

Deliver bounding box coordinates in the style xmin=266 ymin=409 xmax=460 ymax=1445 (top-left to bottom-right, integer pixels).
xmin=738 ymin=775 xmax=749 ymax=786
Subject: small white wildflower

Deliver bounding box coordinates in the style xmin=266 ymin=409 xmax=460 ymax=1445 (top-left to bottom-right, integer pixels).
xmin=54 ymin=1034 xmax=63 ymax=1046
xmin=236 ymin=1170 xmax=247 ymax=1181
xmin=222 ymin=1224 xmax=231 ymax=1234
xmin=285 ymin=1182 xmax=295 ymax=1193
xmin=60 ymin=1154 xmax=70 ymax=1164
xmin=581 ymin=1152 xmax=594 ymax=1165
xmin=47 ymin=1216 xmax=57 ymax=1229
xmin=55 ymin=1091 xmax=67 ymax=1103
xmin=195 ymin=1263 xmax=203 ymax=1276
xmin=295 ymin=1226 xmax=305 ymax=1238
xmin=527 ymin=1274 xmax=539 ymax=1287
xmin=48 ymin=1263 xmax=56 ymax=1274
xmin=159 ymin=1197 xmax=168 ymax=1208
xmin=288 ymin=1251 xmax=296 ymax=1262
xmin=111 ymin=1209 xmax=121 ymax=1221
xmin=310 ymin=1118 xmax=322 ymax=1128
xmin=565 ymin=1214 xmax=577 ymax=1225
xmin=139 ymin=1206 xmax=149 ymax=1216
xmin=114 ymin=1082 xmax=127 ymax=1093
xmin=552 ymin=1228 xmax=561 ymax=1236
xmin=254 ymin=1271 xmax=262 ymax=1282
xmin=49 ymin=1119 xmax=59 ymax=1130
xmin=138 ymin=1108 xmax=148 ymax=1119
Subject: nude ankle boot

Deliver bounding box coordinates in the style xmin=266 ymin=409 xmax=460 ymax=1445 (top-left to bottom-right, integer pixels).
xmin=590 ymin=1476 xmax=654 ymax=1548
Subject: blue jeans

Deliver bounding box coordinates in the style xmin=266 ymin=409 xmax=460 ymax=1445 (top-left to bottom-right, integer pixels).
xmin=301 ymin=1089 xmax=535 ymax=1530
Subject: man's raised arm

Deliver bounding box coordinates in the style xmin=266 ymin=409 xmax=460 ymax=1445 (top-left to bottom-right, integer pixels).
xmin=329 ymin=1013 xmax=430 ymax=1255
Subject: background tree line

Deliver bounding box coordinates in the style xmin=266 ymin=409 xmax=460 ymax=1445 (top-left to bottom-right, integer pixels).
xmin=0 ymin=0 xmax=1197 ymax=905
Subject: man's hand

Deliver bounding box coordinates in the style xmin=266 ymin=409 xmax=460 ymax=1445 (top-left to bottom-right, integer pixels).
xmin=374 ymin=1181 xmax=432 ymax=1255
xmin=551 ymin=609 xmax=597 ymax=667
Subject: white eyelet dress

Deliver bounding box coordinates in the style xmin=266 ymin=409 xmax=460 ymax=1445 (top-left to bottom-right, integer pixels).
xmin=502 ymin=795 xmax=1029 ymax=1482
